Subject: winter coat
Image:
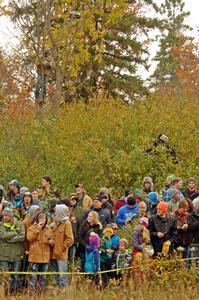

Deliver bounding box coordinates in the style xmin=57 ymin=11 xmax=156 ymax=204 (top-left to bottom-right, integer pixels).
xmin=116 ymin=204 xmax=139 ymax=225
xmin=51 ymin=220 xmax=74 ymax=260
xmin=187 ymin=211 xmax=199 ymax=244
xmin=27 ymin=224 xmax=53 ymax=263
xmin=131 ymin=226 xmax=144 ymax=252
xmin=85 ymin=245 xmax=100 ymax=273
xmin=113 ymin=250 xmax=132 ymax=270
xmin=78 ymin=221 xmax=102 ymax=251
xmin=174 ymin=211 xmax=190 ymax=246
xmin=23 ymin=216 xmax=33 ymax=251
xmin=183 ymin=189 xmax=199 ymax=201
xmin=111 ymin=234 xmax=120 ymax=250
xmin=100 ymin=237 xmax=113 ymax=263
xmin=113 ymin=198 xmax=126 ymax=215
xmin=0 ymin=219 xmax=25 ymax=262
xmin=148 ymin=214 xmax=177 ymax=255
xmin=77 ymin=194 xmax=93 ymax=211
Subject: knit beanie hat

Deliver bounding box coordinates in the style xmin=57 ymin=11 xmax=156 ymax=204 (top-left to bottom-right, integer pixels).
xmin=168 ymin=187 xmax=179 ymax=199
xmin=157 ymin=201 xmax=168 ymax=214
xmin=139 ymin=216 xmax=149 ymax=227
xmin=193 ymin=196 xmax=199 ymax=211
xmin=148 ymin=192 xmax=158 ymax=205
xmin=9 ymin=179 xmax=20 ymax=189
xmin=54 ymin=204 xmax=69 ymax=221
xmin=2 ymin=207 xmax=14 ymax=218
xmin=166 ymin=174 xmax=176 ymax=183
xmin=119 ymin=238 xmax=129 ymax=247
xmin=103 ymin=227 xmax=114 ymax=235
xmin=89 ymin=232 xmax=100 ymax=248
xmin=132 ymin=189 xmax=146 ymax=200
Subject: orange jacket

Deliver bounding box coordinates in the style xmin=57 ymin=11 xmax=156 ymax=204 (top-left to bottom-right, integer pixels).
xmin=27 ymin=224 xmax=53 ymax=263
xmin=52 ymin=220 xmax=74 ymax=260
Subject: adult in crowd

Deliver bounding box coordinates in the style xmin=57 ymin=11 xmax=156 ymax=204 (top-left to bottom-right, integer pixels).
xmin=183 ymin=177 xmax=199 ymax=201
xmin=75 ymin=183 xmax=93 ymax=211
xmin=0 ymin=208 xmax=25 ymax=293
xmin=148 ymin=201 xmax=177 ymax=257
xmin=116 ymin=196 xmax=139 ymax=225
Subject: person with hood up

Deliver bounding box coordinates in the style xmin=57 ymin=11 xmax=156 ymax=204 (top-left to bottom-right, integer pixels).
xmin=0 ymin=207 xmax=25 ymax=293
xmin=85 ymin=232 xmax=101 ymax=273
xmin=142 ymin=177 xmax=154 ymax=195
xmin=148 ymin=192 xmax=159 ymax=216
xmin=51 ymin=204 xmax=74 ymax=289
xmin=22 ymin=205 xmax=41 ymax=288
xmin=116 ymin=196 xmax=139 ymax=225
xmin=6 ymin=179 xmax=20 ymax=202
xmin=27 ymin=211 xmax=53 ymax=290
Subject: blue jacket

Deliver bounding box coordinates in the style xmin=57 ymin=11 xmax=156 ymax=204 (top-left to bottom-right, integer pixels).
xmin=85 ymin=245 xmax=100 ymax=273
xmin=111 ymin=234 xmax=120 ymax=250
xmin=116 ymin=204 xmax=139 ymax=225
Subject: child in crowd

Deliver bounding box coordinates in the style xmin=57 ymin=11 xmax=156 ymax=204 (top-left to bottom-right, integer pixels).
xmin=148 ymin=192 xmax=159 ymax=216
xmin=112 ymin=238 xmax=132 ymax=281
xmin=85 ymin=232 xmax=101 ymax=273
xmin=100 ymin=227 xmax=114 ymax=287
xmin=110 ymin=223 xmax=120 ymax=250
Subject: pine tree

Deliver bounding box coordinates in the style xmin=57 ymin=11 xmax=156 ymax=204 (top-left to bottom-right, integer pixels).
xmin=150 ymin=0 xmax=192 ymax=90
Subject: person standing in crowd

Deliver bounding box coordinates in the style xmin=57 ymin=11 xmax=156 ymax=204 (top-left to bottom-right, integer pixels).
xmin=85 ymin=195 xmax=111 ymax=227
xmin=187 ymin=197 xmax=199 ymax=265
xmin=0 ymin=208 xmax=25 ymax=293
xmin=69 ymin=194 xmax=85 ymax=221
xmin=171 ymin=177 xmax=185 ymax=200
xmin=168 ymin=188 xmax=181 ymax=217
xmin=27 ymin=212 xmax=53 ymax=290
xmin=161 ymin=174 xmax=176 ymax=201
xmin=148 ymin=192 xmax=159 ymax=216
xmin=7 ymin=179 xmax=20 ymax=202
xmin=75 ymin=183 xmax=93 ymax=211
xmin=142 ymin=176 xmax=154 ymax=195
xmin=51 ymin=204 xmax=74 ymax=289
xmin=31 ymin=189 xmax=42 ymax=206
xmin=113 ymin=195 xmax=126 ymax=215
xmin=174 ymin=200 xmax=190 ymax=264
xmin=78 ymin=211 xmax=102 ymax=271
xmin=116 ymin=196 xmax=139 ymax=225
xmin=22 ymin=192 xmax=33 ymax=214
xmin=85 ymin=232 xmax=101 ymax=273
xmin=148 ymin=202 xmax=177 ymax=257
xmin=183 ymin=177 xmax=199 ymax=201
xmin=100 ymin=227 xmax=114 ymax=288
xmin=38 ymin=175 xmax=53 ymax=202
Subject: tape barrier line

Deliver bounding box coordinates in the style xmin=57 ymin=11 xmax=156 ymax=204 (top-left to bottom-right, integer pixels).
xmin=0 ymin=256 xmax=199 ymax=276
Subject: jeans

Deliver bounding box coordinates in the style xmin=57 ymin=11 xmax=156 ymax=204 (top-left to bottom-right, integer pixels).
xmin=51 ymin=259 xmax=68 ymax=289
xmin=191 ymin=245 xmax=199 ymax=267
xmin=29 ymin=263 xmax=48 ymax=289
xmin=35 ymin=73 xmax=48 ymax=100
xmin=0 ymin=260 xmax=22 ymax=292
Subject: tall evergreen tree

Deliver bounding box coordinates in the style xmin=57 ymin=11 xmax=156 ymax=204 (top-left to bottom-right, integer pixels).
xmin=150 ymin=0 xmax=192 ymax=90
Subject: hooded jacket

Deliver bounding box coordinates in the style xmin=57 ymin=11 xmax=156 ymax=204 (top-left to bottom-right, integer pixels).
xmin=85 ymin=244 xmax=100 ymax=273
xmin=51 ymin=205 xmax=74 ymax=260
xmin=0 ymin=218 xmax=25 ymax=261
xmin=27 ymin=212 xmax=53 ymax=263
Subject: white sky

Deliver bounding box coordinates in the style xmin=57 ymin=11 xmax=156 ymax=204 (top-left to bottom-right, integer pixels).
xmin=0 ymin=0 xmax=199 ymax=49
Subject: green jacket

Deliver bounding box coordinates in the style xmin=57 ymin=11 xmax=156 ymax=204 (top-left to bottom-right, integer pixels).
xmin=100 ymin=237 xmax=113 ymax=263
xmin=0 ymin=219 xmax=25 ymax=262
